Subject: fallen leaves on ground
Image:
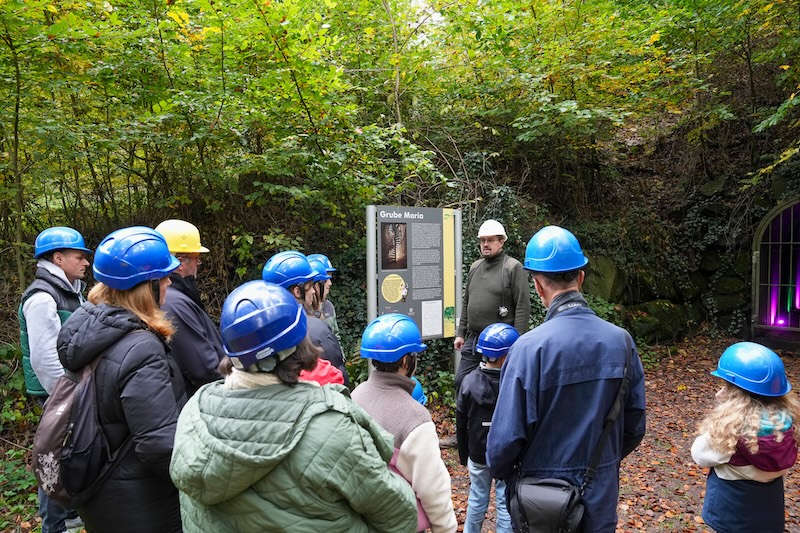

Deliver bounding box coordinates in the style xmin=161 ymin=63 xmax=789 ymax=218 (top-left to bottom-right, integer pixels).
xmin=435 ymin=335 xmax=800 ymax=532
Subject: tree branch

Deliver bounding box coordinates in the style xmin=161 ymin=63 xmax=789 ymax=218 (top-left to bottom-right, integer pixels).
xmin=251 ymin=0 xmax=325 ymax=155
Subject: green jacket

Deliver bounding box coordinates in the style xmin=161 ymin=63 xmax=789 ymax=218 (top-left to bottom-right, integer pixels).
xmin=169 ymin=379 xmax=417 ymax=533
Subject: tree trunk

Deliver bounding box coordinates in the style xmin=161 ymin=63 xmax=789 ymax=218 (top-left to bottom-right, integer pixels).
xmin=2 ymin=22 xmax=26 ymax=292
xmin=381 ymin=0 xmax=402 ymax=125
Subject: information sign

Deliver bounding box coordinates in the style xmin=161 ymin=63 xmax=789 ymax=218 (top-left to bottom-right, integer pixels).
xmin=367 ymin=205 xmax=461 ymax=340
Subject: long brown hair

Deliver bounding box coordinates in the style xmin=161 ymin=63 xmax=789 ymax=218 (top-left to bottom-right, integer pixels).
xmin=88 ymin=281 xmax=175 ymax=340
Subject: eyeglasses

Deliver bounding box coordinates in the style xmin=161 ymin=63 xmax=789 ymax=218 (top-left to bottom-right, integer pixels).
xmin=177 ymin=254 xmax=202 ymax=264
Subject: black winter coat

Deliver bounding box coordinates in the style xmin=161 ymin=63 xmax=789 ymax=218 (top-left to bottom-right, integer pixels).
xmin=456 ymin=364 xmax=501 ymax=466
xmin=306 ymin=315 xmax=350 ymax=387
xmin=162 ymin=280 xmax=224 ymax=396
xmin=57 ymin=302 xmax=186 ymax=533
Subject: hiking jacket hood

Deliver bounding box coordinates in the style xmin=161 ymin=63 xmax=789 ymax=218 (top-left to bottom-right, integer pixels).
xmin=58 ymin=303 xmax=144 ymax=370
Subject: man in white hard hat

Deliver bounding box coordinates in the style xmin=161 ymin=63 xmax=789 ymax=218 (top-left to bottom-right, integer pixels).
xmin=454 ymin=219 xmax=529 ymax=392
xmin=155 ymin=219 xmax=225 ymax=396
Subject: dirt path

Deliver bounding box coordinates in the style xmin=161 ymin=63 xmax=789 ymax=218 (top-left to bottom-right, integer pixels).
xmin=437 ymin=336 xmax=800 ymax=532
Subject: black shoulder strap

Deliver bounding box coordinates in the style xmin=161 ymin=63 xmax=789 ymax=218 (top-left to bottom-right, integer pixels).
xmin=580 ymin=334 xmax=632 ymax=494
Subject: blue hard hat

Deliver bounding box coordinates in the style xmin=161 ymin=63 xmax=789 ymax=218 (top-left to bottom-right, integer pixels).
xmin=308 ymin=258 xmax=332 ymax=282
xmin=711 ymin=342 xmax=791 ymax=397
xmin=307 ymin=253 xmax=336 ymax=272
xmin=261 ymin=251 xmax=316 ymax=289
xmin=360 ymin=313 xmax=427 ymax=362
xmin=93 ymin=226 xmax=180 ymax=290
xmin=220 ymin=281 xmax=307 ymax=370
xmin=476 ymin=323 xmax=520 ymax=360
xmin=411 ymin=376 xmax=427 ymax=406
xmin=34 ymin=227 xmax=91 ymax=258
xmin=524 ymin=225 xmax=589 ymax=273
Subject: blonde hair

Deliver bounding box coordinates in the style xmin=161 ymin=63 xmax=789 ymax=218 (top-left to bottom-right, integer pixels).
xmin=88 ymin=281 xmax=175 ymax=340
xmin=698 ymin=381 xmax=800 ymax=456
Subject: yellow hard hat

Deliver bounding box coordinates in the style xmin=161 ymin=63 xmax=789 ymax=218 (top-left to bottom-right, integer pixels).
xmin=154 ymin=219 xmax=210 ymax=254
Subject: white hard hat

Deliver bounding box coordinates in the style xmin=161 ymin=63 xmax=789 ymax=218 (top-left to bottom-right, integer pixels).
xmin=478 ymin=219 xmax=507 ymax=239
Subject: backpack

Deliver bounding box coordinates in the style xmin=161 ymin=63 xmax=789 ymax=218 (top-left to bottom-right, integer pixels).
xmin=32 ymin=355 xmax=132 ymax=508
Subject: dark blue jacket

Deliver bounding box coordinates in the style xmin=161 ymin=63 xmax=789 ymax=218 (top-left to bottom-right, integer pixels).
xmin=456 ymin=365 xmax=501 ymax=466
xmin=487 ymin=291 xmax=646 ymax=533
xmin=162 ymin=278 xmax=225 ymax=396
xmin=307 ymin=315 xmax=350 ymax=387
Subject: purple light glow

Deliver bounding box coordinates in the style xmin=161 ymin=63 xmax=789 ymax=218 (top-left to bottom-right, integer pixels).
xmin=796 ymin=253 xmax=800 ymax=309
xmin=770 ymin=284 xmax=779 ymax=325
xmin=769 ymin=244 xmax=780 ymax=325
xmin=777 ymin=318 xmax=786 ymax=326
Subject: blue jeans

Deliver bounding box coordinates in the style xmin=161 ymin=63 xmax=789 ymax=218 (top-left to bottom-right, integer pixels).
xmin=38 ymin=487 xmax=70 ymax=533
xmin=466 ymin=458 xmax=512 ymax=533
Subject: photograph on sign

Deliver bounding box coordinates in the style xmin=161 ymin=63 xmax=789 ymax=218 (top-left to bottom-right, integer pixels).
xmin=381 ymin=222 xmax=407 ymax=269
xmin=381 ymin=273 xmax=408 ymax=303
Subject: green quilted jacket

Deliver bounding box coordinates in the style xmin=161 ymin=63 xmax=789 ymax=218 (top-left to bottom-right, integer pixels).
xmin=169 ymin=379 xmax=417 ymax=532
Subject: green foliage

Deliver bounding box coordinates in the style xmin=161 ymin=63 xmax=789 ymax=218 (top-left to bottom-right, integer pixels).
xmin=426 ymin=369 xmax=455 ymax=410
xmin=1 ymin=0 xmax=795 ymax=307
xmin=636 ymin=341 xmax=664 ymax=370
xmin=0 ymin=344 xmax=39 ymax=433
xmin=0 ymin=344 xmax=37 ymax=530
xmin=230 ymin=229 xmax=304 ymax=281
xmin=585 ymin=294 xmax=622 ymax=325
xmin=754 ymin=94 xmax=800 ymax=134
xmin=0 ymin=448 xmax=38 ymax=531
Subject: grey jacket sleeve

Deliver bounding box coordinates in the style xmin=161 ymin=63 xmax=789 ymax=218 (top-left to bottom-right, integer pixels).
xmin=510 ymin=261 xmax=530 ymax=334
xmin=457 ymin=268 xmax=472 ymax=338
xmin=23 ymin=292 xmax=64 ymax=393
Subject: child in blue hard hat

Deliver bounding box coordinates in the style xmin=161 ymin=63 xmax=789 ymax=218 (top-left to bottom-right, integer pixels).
xmin=691 ymin=342 xmax=800 ymax=533
xmin=457 ymin=323 xmax=518 ymax=533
